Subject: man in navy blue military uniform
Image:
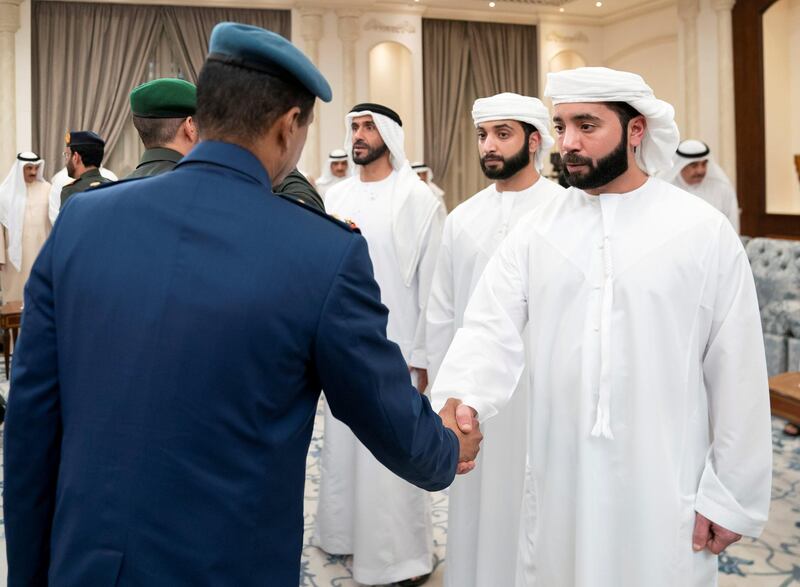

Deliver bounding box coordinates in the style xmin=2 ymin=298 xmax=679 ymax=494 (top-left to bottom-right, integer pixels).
xmin=3 ymin=23 xmax=481 ymax=587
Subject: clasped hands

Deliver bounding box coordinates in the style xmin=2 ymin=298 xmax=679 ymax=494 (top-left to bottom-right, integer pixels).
xmin=438 ymin=398 xmax=482 ymax=475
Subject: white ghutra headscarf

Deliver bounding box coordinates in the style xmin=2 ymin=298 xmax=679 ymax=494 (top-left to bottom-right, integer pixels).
xmin=658 ymin=139 xmax=733 ymax=188
xmin=471 ymin=92 xmax=555 ymax=172
xmin=545 ymin=67 xmax=680 ymax=175
xmin=0 ymin=152 xmax=45 ymax=271
xmin=316 ymin=149 xmax=353 ymax=192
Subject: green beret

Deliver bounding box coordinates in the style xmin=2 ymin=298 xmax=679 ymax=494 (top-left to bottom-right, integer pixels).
xmin=130 ymin=78 xmax=197 ymax=118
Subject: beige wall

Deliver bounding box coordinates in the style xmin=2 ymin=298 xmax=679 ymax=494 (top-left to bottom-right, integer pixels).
xmin=763 ymin=0 xmax=800 ymax=214
xmin=602 ymin=6 xmax=681 ymax=132
xmin=15 ymin=0 xmax=31 ymax=154
xmin=368 ymin=41 xmax=415 ymax=158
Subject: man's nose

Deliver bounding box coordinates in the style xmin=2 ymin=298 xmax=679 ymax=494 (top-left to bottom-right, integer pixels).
xmin=560 ymin=127 xmax=581 ymax=153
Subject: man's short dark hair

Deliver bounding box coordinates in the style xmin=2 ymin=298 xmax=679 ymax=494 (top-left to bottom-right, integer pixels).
xmin=70 ymin=145 xmax=103 ymax=168
xmin=604 ymin=102 xmax=643 ymax=132
xmin=132 ymin=116 xmax=186 ymax=149
xmin=519 ymin=121 xmax=537 ymax=144
xmin=195 ymin=61 xmax=315 ymax=144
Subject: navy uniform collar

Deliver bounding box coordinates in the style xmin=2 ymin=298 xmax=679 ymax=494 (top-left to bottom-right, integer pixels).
xmin=177 ymin=140 xmax=272 ymax=191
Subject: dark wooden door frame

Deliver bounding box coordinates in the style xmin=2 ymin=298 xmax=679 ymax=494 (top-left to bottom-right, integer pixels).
xmin=733 ymin=0 xmax=800 ymax=238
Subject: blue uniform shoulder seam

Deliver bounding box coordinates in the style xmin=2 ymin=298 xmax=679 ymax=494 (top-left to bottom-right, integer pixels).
xmin=273 ymin=193 xmax=358 ymax=233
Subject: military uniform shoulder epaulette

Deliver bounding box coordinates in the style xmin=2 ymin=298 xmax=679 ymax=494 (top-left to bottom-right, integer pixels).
xmin=274 ymin=192 xmax=360 ymax=234
xmin=83 ymin=177 xmax=134 ymax=192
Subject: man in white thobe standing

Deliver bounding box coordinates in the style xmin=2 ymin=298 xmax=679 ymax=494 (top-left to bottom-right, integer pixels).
xmin=427 ymin=93 xmax=565 ymax=587
xmin=0 ymin=153 xmax=52 ymax=303
xmin=412 ymin=162 xmax=446 ymax=207
xmin=660 ymin=139 xmax=740 ymax=233
xmin=433 ymin=67 xmax=772 ymax=587
xmin=315 ymin=102 xmax=446 ymax=586
xmin=315 ymin=148 xmax=351 ymax=200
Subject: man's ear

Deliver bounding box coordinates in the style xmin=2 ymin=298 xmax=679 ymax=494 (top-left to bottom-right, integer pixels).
xmin=275 ymin=106 xmax=303 ymax=150
xmin=184 ymin=116 xmax=198 ymax=142
xmin=529 ymin=130 xmax=541 ymax=156
xmin=628 ymin=115 xmax=647 ymax=149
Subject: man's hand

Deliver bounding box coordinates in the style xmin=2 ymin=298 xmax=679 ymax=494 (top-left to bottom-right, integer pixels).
xmin=692 ymin=512 xmax=742 ymax=554
xmin=438 ymin=398 xmax=482 ymax=475
xmin=410 ymin=368 xmax=428 ymax=395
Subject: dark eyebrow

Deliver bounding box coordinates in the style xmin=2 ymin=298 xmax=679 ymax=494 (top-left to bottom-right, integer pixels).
xmin=571 ymin=113 xmax=603 ymax=123
xmin=553 ymin=113 xmax=603 ymax=124
xmin=490 ymin=123 xmax=516 ymax=131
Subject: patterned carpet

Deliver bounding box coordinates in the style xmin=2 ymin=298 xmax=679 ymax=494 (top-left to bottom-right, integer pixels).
xmin=0 ymin=382 xmax=796 ymax=585
xmin=301 ymin=401 xmax=800 ymax=587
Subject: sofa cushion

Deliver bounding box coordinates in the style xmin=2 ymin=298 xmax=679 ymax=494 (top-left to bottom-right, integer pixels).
xmin=745 ymin=238 xmax=800 ymax=309
xmin=761 ymin=300 xmax=800 ymax=335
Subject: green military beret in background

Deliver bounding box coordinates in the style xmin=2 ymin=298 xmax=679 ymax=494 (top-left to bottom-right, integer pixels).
xmin=130 ymin=78 xmax=197 ymax=118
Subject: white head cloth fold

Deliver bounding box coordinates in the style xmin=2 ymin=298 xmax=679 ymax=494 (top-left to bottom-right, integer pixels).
xmin=316 ymin=148 xmax=353 ymax=189
xmin=544 ymin=67 xmax=680 ymax=174
xmin=412 ymin=162 xmax=445 ymax=203
xmin=471 ymin=92 xmax=555 ymax=171
xmin=344 ymin=108 xmax=444 ymax=287
xmin=0 ymin=152 xmax=44 ymax=271
xmin=659 ymin=139 xmax=733 ymax=189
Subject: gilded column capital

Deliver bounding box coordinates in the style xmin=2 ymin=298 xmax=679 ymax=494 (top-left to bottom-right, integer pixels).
xmin=0 ymin=0 xmax=22 ymax=34
xmin=336 ymin=10 xmax=362 ymax=43
xmin=299 ymin=9 xmax=324 ymax=44
xmin=711 ymin=0 xmax=736 ymax=13
xmin=677 ymin=0 xmax=700 ymax=21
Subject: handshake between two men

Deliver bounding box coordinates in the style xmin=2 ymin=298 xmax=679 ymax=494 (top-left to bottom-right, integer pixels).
xmin=439 ymin=398 xmax=483 ymax=476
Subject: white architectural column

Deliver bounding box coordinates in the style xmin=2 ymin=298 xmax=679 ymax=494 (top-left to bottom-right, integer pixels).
xmin=712 ymin=0 xmax=737 ymax=184
xmin=300 ymin=9 xmax=324 ymax=178
xmin=337 ymin=11 xmax=361 ymax=112
xmin=0 ymin=0 xmax=21 ymax=168
xmin=678 ymin=0 xmax=700 ymax=138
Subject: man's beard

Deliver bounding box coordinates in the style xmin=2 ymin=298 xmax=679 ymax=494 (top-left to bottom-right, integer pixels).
xmin=480 ymin=141 xmax=531 ymax=180
xmin=352 ymin=141 xmax=389 ymax=166
xmin=66 ymin=159 xmax=76 ymax=179
xmin=561 ymin=131 xmax=629 ymax=190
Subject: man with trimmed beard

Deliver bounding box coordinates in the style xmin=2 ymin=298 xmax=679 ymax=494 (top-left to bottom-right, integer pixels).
xmin=427 ymin=92 xmax=564 ymax=587
xmin=316 ymin=103 xmax=446 ymax=587
xmin=315 ymin=149 xmax=351 ymax=199
xmin=0 ymin=153 xmax=51 ymax=303
xmin=661 ymin=139 xmax=739 ymax=233
xmin=59 ymin=131 xmax=113 ymax=208
xmin=433 ymin=68 xmax=772 ymax=586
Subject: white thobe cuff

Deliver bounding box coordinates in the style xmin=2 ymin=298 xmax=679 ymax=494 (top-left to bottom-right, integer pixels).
xmin=408 ymin=351 xmax=428 ymax=370
xmin=694 ymin=466 xmax=769 ymax=538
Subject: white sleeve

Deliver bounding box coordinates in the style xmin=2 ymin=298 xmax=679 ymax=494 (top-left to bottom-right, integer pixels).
xmin=724 ymin=184 xmax=740 ymax=234
xmin=48 ymin=183 xmax=61 ymax=226
xmin=426 ymin=215 xmax=456 ymax=386
xmin=694 ymin=222 xmax=772 ymax=537
xmin=429 ymin=225 xmax=529 ymax=420
xmin=409 ymin=203 xmax=446 ymax=370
